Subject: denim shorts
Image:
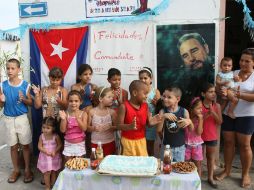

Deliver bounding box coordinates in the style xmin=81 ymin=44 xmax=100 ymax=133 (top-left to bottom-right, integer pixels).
xmin=161 ymin=144 xmax=186 ymax=162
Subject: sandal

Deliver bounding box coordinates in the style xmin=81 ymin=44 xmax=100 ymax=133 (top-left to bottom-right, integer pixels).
xmin=7 ymin=171 xmax=21 ymax=183
xmin=23 ymin=171 xmax=34 ymax=183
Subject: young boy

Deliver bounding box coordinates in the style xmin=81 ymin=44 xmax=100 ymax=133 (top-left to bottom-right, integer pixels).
xmin=157 ymin=86 xmax=193 ymax=162
xmin=107 ymin=68 xmax=128 ymax=111
xmin=0 ymin=58 xmax=33 ymax=183
xmin=107 ymin=68 xmax=128 ymax=155
xmin=116 ymin=80 xmax=161 ymax=156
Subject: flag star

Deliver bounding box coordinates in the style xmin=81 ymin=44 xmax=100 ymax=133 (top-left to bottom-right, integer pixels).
xmin=50 ymin=40 xmax=69 ymax=60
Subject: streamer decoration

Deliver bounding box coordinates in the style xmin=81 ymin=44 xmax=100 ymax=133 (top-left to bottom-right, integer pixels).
xmin=236 ymin=0 xmax=254 ymax=40
xmin=0 ymin=0 xmax=169 ymax=40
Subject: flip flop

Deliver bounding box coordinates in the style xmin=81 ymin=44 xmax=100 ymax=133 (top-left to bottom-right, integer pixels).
xmin=23 ymin=171 xmax=34 ymax=183
xmin=7 ymin=171 xmax=21 ymax=183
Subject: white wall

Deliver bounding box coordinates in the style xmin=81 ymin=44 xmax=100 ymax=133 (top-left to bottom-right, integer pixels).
xmin=19 ymin=0 xmax=222 ymax=90
xmin=0 ymin=40 xmax=18 ymax=53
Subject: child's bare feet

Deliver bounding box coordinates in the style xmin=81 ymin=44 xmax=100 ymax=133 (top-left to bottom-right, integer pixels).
xmin=241 ymin=175 xmax=251 ymax=189
xmin=227 ymin=111 xmax=235 ymax=119
xmin=215 ymin=170 xmax=230 ymax=181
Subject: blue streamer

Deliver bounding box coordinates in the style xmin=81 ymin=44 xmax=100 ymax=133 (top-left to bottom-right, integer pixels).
xmin=235 ymin=0 xmax=254 ymax=40
xmin=0 ymin=0 xmax=169 ymax=40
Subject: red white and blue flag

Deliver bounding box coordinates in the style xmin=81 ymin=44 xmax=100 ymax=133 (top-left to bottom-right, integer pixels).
xmin=30 ymin=27 xmax=89 ymax=154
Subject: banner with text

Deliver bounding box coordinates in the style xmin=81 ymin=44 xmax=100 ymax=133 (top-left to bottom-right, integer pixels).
xmin=90 ymin=23 xmax=154 ymax=75
xmin=85 ymin=0 xmax=139 ymax=18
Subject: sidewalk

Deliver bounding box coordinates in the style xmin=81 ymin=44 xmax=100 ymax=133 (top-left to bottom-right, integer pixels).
xmin=0 ymin=144 xmax=253 ymax=190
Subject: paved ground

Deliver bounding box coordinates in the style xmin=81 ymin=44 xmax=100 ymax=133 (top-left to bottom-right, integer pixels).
xmin=0 ymin=125 xmax=253 ymax=190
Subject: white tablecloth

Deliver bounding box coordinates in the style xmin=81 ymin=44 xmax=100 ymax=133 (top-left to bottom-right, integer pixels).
xmin=53 ymin=168 xmax=201 ymax=190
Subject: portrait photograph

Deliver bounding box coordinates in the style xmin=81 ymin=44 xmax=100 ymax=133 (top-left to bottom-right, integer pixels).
xmin=156 ymin=23 xmax=215 ymax=108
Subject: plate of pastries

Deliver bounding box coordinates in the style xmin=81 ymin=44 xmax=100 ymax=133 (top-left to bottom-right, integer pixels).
xmin=65 ymin=157 xmax=89 ymax=170
xmin=172 ymin=162 xmax=197 ymax=174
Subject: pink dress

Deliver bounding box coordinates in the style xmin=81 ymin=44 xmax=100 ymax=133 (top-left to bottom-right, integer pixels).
xmin=37 ymin=134 xmax=62 ymax=173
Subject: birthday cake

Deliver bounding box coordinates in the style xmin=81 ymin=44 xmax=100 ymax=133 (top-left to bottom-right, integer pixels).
xmin=97 ymin=155 xmax=158 ymax=176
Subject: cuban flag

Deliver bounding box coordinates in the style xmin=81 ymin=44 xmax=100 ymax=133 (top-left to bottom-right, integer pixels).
xmin=30 ymin=27 xmax=89 ymax=154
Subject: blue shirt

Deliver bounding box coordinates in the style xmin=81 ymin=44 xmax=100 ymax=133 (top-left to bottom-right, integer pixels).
xmin=80 ymin=83 xmax=93 ymax=109
xmin=1 ymin=80 xmax=30 ymax=116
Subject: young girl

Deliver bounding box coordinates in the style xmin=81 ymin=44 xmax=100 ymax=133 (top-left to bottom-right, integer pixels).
xmin=185 ymin=97 xmax=204 ymax=177
xmin=32 ymin=67 xmax=68 ymax=185
xmin=32 ymin=67 xmax=68 ymax=120
xmin=216 ymin=57 xmax=241 ymax=118
xmin=71 ymin=64 xmax=97 ymax=157
xmin=139 ymin=67 xmax=160 ymax=156
xmin=59 ymin=90 xmax=88 ymax=162
xmin=88 ymin=87 xmax=117 ymax=156
xmin=71 ymin=64 xmax=97 ymax=112
xmin=37 ymin=117 xmax=62 ymax=190
xmin=201 ymin=83 xmax=222 ymax=188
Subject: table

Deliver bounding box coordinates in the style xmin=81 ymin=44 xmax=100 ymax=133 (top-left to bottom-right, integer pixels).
xmin=53 ymin=168 xmax=201 ymax=190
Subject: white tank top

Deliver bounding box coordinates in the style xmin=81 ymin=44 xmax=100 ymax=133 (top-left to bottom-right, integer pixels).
xmin=233 ymin=70 xmax=254 ymax=117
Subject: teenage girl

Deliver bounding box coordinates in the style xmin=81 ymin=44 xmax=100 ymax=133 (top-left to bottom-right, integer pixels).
xmin=71 ymin=64 xmax=97 ymax=157
xmin=88 ymin=87 xmax=117 ymax=156
xmin=139 ymin=67 xmax=160 ymax=156
xmin=37 ymin=117 xmax=62 ymax=190
xmin=201 ymin=83 xmax=222 ymax=188
xmin=59 ymin=90 xmax=88 ymax=162
xmin=185 ymin=97 xmax=204 ymax=177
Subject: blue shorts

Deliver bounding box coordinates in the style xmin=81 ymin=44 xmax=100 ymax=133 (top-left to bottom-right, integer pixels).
xmin=222 ymin=114 xmax=254 ymax=135
xmin=145 ymin=125 xmax=156 ymax=141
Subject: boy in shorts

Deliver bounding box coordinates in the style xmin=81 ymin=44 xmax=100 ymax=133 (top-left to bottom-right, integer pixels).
xmin=0 ymin=58 xmax=33 ymax=183
xmin=116 ymin=80 xmax=161 ymax=156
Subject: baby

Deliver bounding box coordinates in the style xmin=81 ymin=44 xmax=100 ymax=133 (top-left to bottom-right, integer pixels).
xmin=216 ymin=57 xmax=241 ymax=118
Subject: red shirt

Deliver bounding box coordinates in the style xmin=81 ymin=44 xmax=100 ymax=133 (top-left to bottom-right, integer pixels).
xmin=121 ymin=101 xmax=148 ymax=140
xmin=201 ymin=103 xmax=218 ymax=141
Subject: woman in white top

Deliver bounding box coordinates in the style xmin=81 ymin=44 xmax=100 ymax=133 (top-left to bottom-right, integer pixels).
xmin=215 ymin=48 xmax=254 ymax=188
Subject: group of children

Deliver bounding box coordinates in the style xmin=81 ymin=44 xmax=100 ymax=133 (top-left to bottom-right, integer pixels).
xmin=1 ymin=57 xmax=239 ymax=189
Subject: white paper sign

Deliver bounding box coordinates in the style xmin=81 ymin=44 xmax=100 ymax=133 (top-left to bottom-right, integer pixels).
xmin=85 ymin=0 xmax=139 ymax=18
xmin=90 ymin=23 xmax=154 ymax=75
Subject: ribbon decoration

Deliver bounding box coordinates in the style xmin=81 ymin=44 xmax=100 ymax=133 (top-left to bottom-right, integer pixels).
xmin=0 ymin=0 xmax=169 ymax=40
xmin=236 ymin=0 xmax=254 ymax=40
